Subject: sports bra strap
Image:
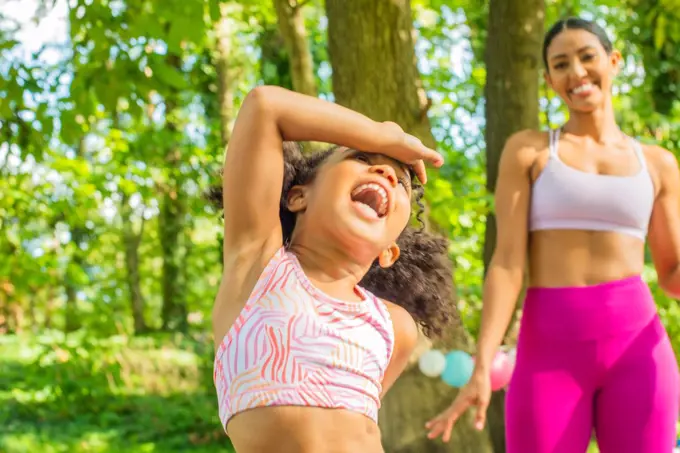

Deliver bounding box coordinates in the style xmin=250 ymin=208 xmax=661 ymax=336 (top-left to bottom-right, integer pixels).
xmin=630 ymin=138 xmax=648 ymax=171
xmin=551 ymin=128 xmax=646 ymax=172
xmin=549 ymin=128 xmax=560 ymax=157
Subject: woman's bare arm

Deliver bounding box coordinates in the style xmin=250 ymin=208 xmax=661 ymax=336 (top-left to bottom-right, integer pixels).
xmin=646 ymin=146 xmax=680 ymax=298
xmin=474 ymin=130 xmax=539 ymax=373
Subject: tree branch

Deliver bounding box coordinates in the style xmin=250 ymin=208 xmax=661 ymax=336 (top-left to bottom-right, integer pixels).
xmin=292 ymin=0 xmax=313 ymax=11
xmin=134 ymin=212 xmax=146 ymax=249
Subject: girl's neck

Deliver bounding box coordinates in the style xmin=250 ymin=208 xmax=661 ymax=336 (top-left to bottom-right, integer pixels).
xmin=287 ymin=240 xmax=371 ymax=303
xmin=563 ymin=101 xmax=622 ymax=144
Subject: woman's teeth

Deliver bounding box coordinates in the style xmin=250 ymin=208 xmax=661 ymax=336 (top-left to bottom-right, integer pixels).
xmin=572 ymin=83 xmax=594 ymax=94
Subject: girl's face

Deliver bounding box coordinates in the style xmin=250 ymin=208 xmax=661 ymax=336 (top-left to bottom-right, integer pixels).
xmin=287 ymin=148 xmax=414 ymax=263
xmin=544 ymin=28 xmax=621 ymax=113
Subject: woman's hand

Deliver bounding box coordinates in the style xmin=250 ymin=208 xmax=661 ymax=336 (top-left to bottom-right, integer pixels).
xmin=424 ymin=369 xmax=491 ymax=442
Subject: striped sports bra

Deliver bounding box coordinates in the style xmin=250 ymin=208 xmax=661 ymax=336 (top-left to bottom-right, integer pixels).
xmin=529 ymin=128 xmax=655 ymax=240
xmin=213 ymin=247 xmax=395 ymax=431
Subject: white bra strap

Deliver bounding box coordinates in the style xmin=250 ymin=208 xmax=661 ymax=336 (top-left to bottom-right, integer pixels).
xmin=631 ymin=139 xmax=648 ymax=171
xmin=549 ymin=128 xmax=560 ymax=157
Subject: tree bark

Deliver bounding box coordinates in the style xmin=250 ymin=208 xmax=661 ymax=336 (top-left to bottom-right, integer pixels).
xmin=483 ymin=1 xmax=543 ymax=451
xmin=214 ymin=3 xmax=243 ymax=266
xmin=326 ymin=0 xmax=432 ymax=145
xmin=272 ymin=0 xmax=324 ymax=152
xmin=121 ymin=193 xmax=148 ymax=335
xmin=27 ymin=287 xmax=36 ymax=332
xmin=273 ymin=0 xmax=317 ymax=96
xmin=8 ymin=299 xmax=23 ymax=334
xmin=214 ymin=3 xmax=240 ymax=147
xmin=44 ymin=285 xmax=55 ymax=329
xmin=65 ymin=137 xmax=87 ymax=333
xmin=0 ymin=285 xmax=8 ymax=334
xmin=159 ymin=53 xmax=188 ymax=332
xmin=112 ymin=104 xmax=149 ymax=336
xmin=326 ymin=1 xmax=491 ymax=451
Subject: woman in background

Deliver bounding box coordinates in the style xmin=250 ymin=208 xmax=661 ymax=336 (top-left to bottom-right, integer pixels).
xmin=427 ymin=17 xmax=680 ymax=453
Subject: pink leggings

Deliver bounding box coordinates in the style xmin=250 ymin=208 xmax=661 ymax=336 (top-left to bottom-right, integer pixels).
xmin=506 ymin=276 xmax=679 ymax=453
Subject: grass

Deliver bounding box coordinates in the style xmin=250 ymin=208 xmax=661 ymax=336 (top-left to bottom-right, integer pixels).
xmin=3 ymin=333 xmax=677 ymax=452
xmin=0 ymin=332 xmax=234 ymax=453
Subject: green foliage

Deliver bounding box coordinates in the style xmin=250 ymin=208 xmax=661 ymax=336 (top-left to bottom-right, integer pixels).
xmin=0 ymin=333 xmax=232 ymax=453
xmin=2 ymin=0 xmax=680 ymax=451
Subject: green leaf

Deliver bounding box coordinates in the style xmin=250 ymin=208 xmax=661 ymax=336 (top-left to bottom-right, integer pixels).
xmin=654 ymin=14 xmax=667 ymax=50
xmin=78 ymin=183 xmax=98 ymax=198
xmin=208 ymin=0 xmax=221 ymax=22
xmin=0 ymin=39 xmax=19 ymax=51
xmin=153 ymin=62 xmax=188 ymax=90
xmin=119 ymin=179 xmax=137 ymax=196
xmin=66 ymin=262 xmax=90 ymax=286
xmin=52 ymin=158 xmax=90 ymax=177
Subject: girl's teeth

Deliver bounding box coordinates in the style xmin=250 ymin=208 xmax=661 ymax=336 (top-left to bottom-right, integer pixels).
xmin=351 ymin=183 xmax=388 ymax=212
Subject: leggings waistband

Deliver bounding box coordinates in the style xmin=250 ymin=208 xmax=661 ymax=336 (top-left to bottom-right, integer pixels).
xmin=522 ymin=275 xmax=657 ymax=340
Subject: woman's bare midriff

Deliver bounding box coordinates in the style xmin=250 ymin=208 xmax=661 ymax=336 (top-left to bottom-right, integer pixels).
xmin=528 ymin=229 xmax=645 ymax=287
xmin=226 ymin=406 xmax=384 ymax=453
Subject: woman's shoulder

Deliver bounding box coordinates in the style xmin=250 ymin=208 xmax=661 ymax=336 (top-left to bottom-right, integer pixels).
xmin=639 ymin=143 xmax=679 ymax=195
xmin=499 ymin=129 xmax=549 ymax=168
xmin=504 ymin=128 xmax=551 ymax=150
xmin=640 ymin=142 xmax=677 ymax=171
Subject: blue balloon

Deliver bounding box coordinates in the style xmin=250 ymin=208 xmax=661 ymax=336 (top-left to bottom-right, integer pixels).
xmin=441 ymin=350 xmax=474 ymax=388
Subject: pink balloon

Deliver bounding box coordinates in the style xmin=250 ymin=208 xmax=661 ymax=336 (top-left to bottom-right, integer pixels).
xmin=490 ymin=351 xmax=514 ymax=391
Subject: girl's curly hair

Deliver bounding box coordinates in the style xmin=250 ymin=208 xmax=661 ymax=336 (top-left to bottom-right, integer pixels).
xmin=207 ymin=142 xmax=457 ymax=339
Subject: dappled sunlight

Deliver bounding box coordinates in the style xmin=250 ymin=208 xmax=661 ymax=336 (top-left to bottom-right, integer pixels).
xmin=1 ymin=0 xmax=679 ymax=452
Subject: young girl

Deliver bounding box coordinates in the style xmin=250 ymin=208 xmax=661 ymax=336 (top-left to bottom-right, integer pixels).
xmin=209 ymin=85 xmax=457 ymax=453
xmin=427 ymin=17 xmax=680 ymax=453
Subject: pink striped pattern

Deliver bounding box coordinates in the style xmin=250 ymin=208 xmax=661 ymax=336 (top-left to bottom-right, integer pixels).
xmin=214 ymin=247 xmax=395 ymax=431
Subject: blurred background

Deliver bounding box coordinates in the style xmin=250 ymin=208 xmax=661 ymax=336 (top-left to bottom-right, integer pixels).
xmin=1 ymin=0 xmax=679 ymax=452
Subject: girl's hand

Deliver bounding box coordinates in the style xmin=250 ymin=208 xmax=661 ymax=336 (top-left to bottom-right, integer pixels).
xmin=375 ymin=121 xmax=444 ymax=184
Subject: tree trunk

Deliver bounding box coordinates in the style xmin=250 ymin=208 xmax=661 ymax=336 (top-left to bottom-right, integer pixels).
xmin=27 ymin=287 xmax=36 ymax=332
xmin=113 ymin=104 xmax=149 ymax=336
xmin=159 ymin=168 xmax=187 ymax=333
xmin=121 ymin=194 xmax=148 ymax=335
xmin=214 ymin=3 xmax=243 ymax=267
xmin=8 ymin=299 xmax=23 ymax=334
xmin=273 ymin=0 xmax=317 ymax=96
xmin=160 ymin=53 xmax=188 ymax=333
xmin=64 ymin=283 xmax=78 ymax=332
xmin=326 ymin=1 xmax=491 ymax=451
xmin=0 ymin=285 xmax=7 ymax=334
xmin=44 ymin=285 xmax=55 ymax=329
xmin=65 ymin=137 xmax=87 ymax=333
xmin=483 ymin=1 xmax=543 ymax=451
xmin=215 ymin=3 xmax=240 ymax=147
xmin=326 ymin=0 xmax=432 ymax=144
xmin=273 ymin=0 xmax=323 ymax=152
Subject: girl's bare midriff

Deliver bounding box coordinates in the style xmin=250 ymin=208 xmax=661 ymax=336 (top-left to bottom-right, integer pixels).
xmin=226 ymin=406 xmax=384 ymax=453
xmin=528 ymin=229 xmax=645 ymax=288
